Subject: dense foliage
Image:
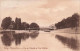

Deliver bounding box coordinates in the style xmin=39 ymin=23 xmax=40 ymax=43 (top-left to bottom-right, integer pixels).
xmin=55 ymin=13 xmax=79 ymax=29
xmin=29 ymin=23 xmax=40 ymax=30
xmin=1 ymin=17 xmax=39 ymax=30
xmin=1 ymin=17 xmax=12 ymax=29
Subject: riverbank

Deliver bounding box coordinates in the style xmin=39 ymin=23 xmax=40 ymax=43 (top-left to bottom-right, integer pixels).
xmin=52 ymin=27 xmax=80 ymax=34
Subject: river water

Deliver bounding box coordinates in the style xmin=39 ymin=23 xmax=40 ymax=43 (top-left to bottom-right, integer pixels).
xmin=0 ymin=30 xmax=80 ymax=51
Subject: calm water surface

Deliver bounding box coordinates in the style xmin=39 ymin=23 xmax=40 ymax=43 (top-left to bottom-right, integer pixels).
xmin=0 ymin=30 xmax=80 ymax=51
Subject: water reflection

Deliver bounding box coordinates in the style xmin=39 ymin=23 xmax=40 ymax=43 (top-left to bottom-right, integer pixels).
xmin=13 ymin=33 xmax=29 ymax=45
xmin=0 ymin=30 xmax=39 ymax=46
xmin=1 ymin=34 xmax=12 ymax=46
xmin=55 ymin=35 xmax=79 ymax=50
xmin=29 ymin=30 xmax=39 ymax=39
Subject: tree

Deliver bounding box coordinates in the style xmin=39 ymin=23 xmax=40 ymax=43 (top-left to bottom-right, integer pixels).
xmin=1 ymin=17 xmax=12 ymax=29
xmin=21 ymin=22 xmax=29 ymax=30
xmin=71 ymin=13 xmax=79 ymax=28
xmin=25 ymin=23 xmax=29 ymax=30
xmin=55 ymin=13 xmax=80 ymax=29
xmin=29 ymin=23 xmax=40 ymax=30
xmin=15 ymin=18 xmax=21 ymax=30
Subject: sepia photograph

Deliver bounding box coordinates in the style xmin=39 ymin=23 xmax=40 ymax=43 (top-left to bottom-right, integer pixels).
xmin=0 ymin=0 xmax=80 ymax=51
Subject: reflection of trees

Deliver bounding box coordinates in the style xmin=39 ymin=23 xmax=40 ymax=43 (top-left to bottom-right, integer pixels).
xmin=1 ymin=34 xmax=12 ymax=46
xmin=21 ymin=33 xmax=29 ymax=40
xmin=13 ymin=33 xmax=29 ymax=45
xmin=29 ymin=30 xmax=39 ymax=39
xmin=13 ymin=34 xmax=22 ymax=45
xmin=56 ymin=35 xmax=79 ymax=50
xmin=1 ymin=31 xmax=39 ymax=46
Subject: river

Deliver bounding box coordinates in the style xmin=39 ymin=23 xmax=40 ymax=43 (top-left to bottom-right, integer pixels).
xmin=0 ymin=30 xmax=80 ymax=51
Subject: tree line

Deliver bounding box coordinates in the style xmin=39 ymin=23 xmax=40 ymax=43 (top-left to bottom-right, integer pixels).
xmin=1 ymin=17 xmax=40 ymax=30
xmin=55 ymin=13 xmax=80 ymax=29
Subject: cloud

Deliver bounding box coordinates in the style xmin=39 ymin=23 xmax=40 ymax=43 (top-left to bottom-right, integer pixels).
xmin=52 ymin=6 xmax=67 ymax=12
xmin=0 ymin=0 xmax=80 ymax=27
xmin=0 ymin=0 xmax=46 ymax=8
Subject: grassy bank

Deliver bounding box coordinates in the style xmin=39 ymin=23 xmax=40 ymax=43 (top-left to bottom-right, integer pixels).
xmin=53 ymin=27 xmax=80 ymax=34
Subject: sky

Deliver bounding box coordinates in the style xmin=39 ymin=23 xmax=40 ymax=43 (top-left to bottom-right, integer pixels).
xmin=0 ymin=0 xmax=80 ymax=27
